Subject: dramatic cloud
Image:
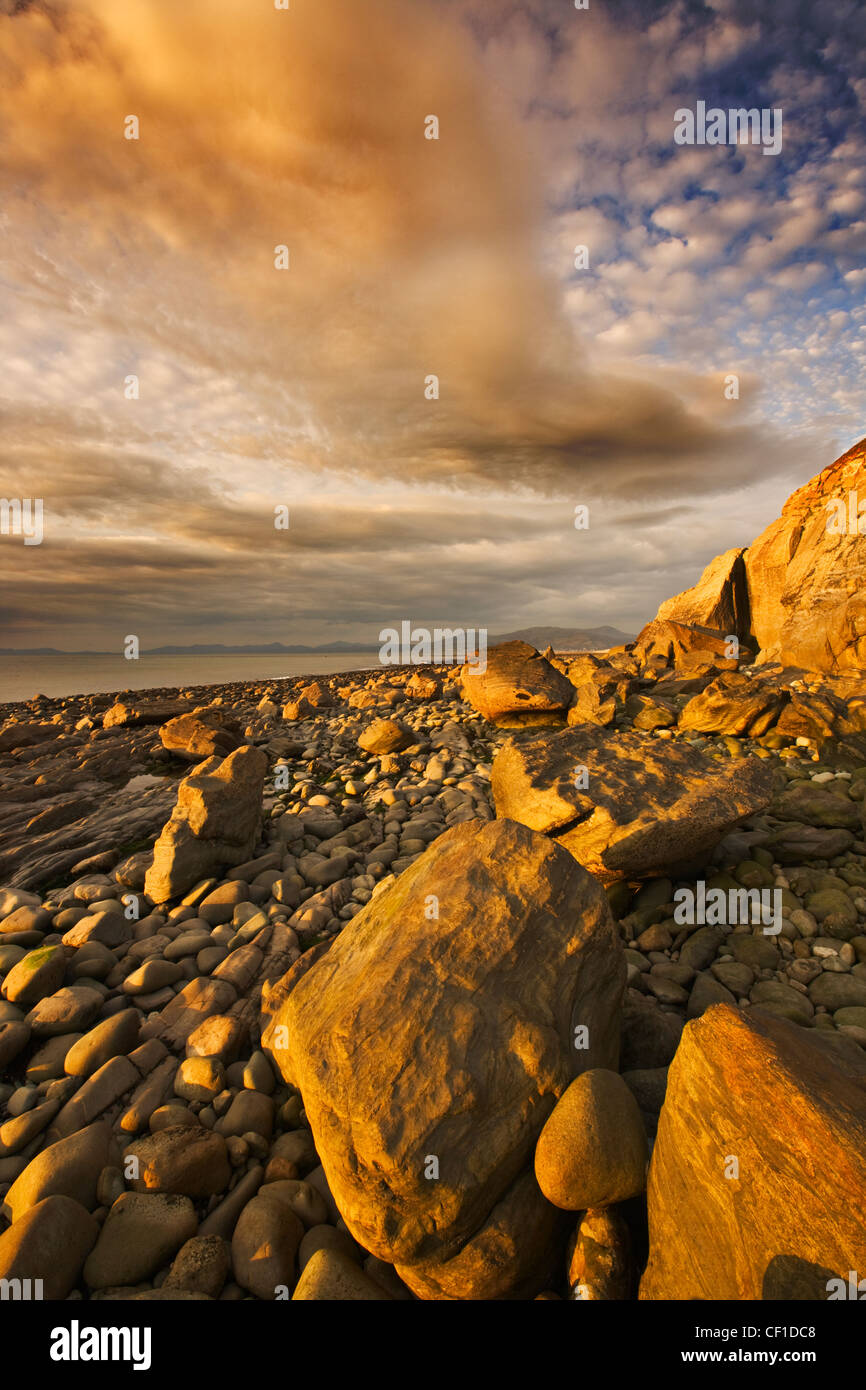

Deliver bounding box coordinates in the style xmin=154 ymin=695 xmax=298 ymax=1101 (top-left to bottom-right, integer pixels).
xmin=0 ymin=0 xmax=862 ymax=647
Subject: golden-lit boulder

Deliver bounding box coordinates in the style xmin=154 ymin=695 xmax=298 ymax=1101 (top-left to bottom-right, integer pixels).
xmin=492 ymin=726 xmax=773 ymax=884
xmin=357 ymin=718 xmax=411 ymax=754
xmin=534 ymin=1069 xmax=648 ymax=1211
xmin=460 ymin=640 xmax=575 ymax=727
xmin=159 ymin=709 xmax=242 ymax=761
xmin=640 ymin=1005 xmax=866 ymax=1300
xmin=262 ymin=818 xmax=625 ymax=1299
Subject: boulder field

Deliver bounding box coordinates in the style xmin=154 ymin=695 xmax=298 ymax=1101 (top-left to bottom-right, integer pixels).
xmin=2 ymin=575 xmax=866 ymax=1300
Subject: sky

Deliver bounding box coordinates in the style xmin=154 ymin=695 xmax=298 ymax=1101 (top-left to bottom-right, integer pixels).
xmin=0 ymin=0 xmax=863 ymax=651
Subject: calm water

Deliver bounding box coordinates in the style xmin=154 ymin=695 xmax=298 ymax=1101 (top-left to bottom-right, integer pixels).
xmin=0 ymin=652 xmax=379 ymax=706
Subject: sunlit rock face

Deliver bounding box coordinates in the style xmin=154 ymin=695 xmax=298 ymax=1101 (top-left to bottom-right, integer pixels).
xmin=654 ymin=439 xmax=866 ymax=673
xmin=640 ymin=1004 xmax=866 ymax=1301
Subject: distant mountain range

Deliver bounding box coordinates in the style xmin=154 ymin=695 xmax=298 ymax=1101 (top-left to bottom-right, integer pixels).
xmin=0 ymin=626 xmax=633 ymax=658
xmin=490 ymin=625 xmax=633 ymax=650
xmin=0 ymin=642 xmax=377 ymax=656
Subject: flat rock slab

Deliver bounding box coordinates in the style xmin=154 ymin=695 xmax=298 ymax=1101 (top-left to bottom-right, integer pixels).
xmin=103 ymin=700 xmax=191 ymax=728
xmin=640 ymin=1004 xmax=866 ymax=1300
xmin=491 ymin=726 xmax=774 ymax=884
xmin=2 ymin=781 xmax=177 ymax=893
xmin=0 ymin=722 xmax=62 ymax=752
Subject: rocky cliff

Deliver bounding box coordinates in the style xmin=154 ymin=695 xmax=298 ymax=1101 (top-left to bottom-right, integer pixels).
xmin=653 ymin=437 xmax=866 ymax=671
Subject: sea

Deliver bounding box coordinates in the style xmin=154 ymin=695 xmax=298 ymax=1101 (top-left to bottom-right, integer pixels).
xmin=0 ymin=652 xmax=380 ymax=707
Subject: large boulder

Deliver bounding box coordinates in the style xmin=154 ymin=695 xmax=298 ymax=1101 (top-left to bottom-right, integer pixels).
xmin=491 ymin=726 xmax=774 ymax=885
xmin=144 ymin=745 xmax=269 ymax=903
xmin=357 ymin=719 xmax=411 ymax=755
xmin=746 ymin=439 xmax=866 ymax=671
xmin=632 ymin=619 xmax=747 ymax=672
xmin=459 ymin=641 xmax=575 ymax=727
xmin=656 ymin=547 xmax=752 ymax=644
xmin=160 ymin=709 xmax=243 ymax=761
xmin=262 ymin=818 xmax=626 ymax=1299
xmin=393 ymin=1170 xmax=563 ymax=1301
xmin=566 ymin=664 xmax=638 ymax=728
xmin=652 ymin=438 xmax=866 ymax=673
xmin=640 ymin=1005 xmax=866 ymax=1300
xmin=678 ymin=672 xmax=788 ymax=736
xmin=775 ymin=686 xmax=866 ymax=743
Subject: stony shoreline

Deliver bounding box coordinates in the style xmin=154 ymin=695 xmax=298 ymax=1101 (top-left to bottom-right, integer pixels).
xmin=1 ymin=644 xmax=866 ymax=1300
